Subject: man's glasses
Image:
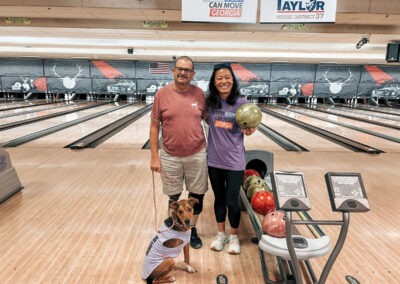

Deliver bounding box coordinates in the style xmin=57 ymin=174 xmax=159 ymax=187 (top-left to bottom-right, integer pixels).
xmin=174 ymin=67 xmax=194 ymax=73
xmin=214 ymin=63 xmax=231 ymax=70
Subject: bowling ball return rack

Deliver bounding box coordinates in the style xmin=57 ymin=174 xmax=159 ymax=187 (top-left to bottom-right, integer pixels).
xmin=239 ymin=186 xmax=331 ymax=284
xmin=238 ymin=150 xmax=370 ymax=284
xmin=240 ymin=150 xmax=331 ymax=283
xmin=241 ymin=151 xmax=369 ymax=283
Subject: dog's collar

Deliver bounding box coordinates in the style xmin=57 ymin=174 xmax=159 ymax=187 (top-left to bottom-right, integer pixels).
xmin=164 ymin=216 xmax=193 ymax=230
xmin=171 ymin=216 xmax=187 ymax=228
xmin=164 ymin=216 xmax=186 ymax=229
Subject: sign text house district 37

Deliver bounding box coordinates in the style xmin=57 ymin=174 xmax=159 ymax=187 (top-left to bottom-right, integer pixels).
xmin=260 ymin=0 xmax=337 ymax=23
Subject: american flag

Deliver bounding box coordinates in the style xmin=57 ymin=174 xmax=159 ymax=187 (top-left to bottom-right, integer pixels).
xmin=149 ymin=62 xmax=170 ymax=74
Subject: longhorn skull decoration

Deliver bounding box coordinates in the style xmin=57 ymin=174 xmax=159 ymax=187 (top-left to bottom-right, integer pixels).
xmin=323 ymin=69 xmax=353 ymax=94
xmin=52 ymin=64 xmax=83 ymax=89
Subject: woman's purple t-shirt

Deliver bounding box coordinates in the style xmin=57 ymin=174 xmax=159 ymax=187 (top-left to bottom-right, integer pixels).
xmin=207 ymin=97 xmax=248 ymax=171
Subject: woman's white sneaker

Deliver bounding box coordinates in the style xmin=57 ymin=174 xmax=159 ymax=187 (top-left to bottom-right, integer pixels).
xmin=210 ymin=232 xmax=228 ymax=251
xmin=227 ymin=234 xmax=240 ymax=255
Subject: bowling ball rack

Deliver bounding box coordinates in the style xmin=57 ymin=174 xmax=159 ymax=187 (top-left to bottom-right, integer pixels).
xmin=241 ymin=151 xmax=369 ymax=283
xmin=239 ymin=186 xmax=330 ymax=284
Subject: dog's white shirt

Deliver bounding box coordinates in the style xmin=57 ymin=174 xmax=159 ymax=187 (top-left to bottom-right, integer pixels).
xmin=142 ymin=223 xmax=191 ymax=280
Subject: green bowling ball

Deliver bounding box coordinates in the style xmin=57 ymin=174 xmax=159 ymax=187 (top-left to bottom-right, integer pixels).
xmin=247 ymin=184 xmax=265 ymax=200
xmin=236 ymin=103 xmax=262 ymax=129
xmin=243 ymin=175 xmax=264 ymax=192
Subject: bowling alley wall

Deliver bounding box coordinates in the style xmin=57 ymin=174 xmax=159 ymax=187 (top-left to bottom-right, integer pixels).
xmin=1 ymin=58 xmax=400 ymax=99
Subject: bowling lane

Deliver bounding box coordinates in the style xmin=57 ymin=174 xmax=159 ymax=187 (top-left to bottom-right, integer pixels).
xmin=270 ymin=106 xmax=400 ymax=152
xmin=244 ymin=125 xmax=285 ymax=151
xmin=0 ymin=100 xmax=61 ymax=111
xmin=23 ymin=103 xmax=144 ymax=148
xmin=0 ymin=101 xmax=29 ymax=109
xmin=348 ymin=104 xmax=400 ymax=115
xmin=0 ymin=103 xmax=125 ymax=144
xmin=97 ymin=111 xmax=152 ymax=149
xmin=0 ymin=101 xmax=94 ymax=123
xmin=260 ymin=112 xmax=351 ymax=152
xmin=291 ymin=105 xmax=400 ymax=140
xmin=0 ymin=99 xmax=45 ymax=109
xmin=314 ymin=105 xmax=400 ymax=124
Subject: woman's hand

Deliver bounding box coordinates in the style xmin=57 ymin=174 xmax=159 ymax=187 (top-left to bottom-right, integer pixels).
xmin=241 ymin=128 xmax=256 ymax=136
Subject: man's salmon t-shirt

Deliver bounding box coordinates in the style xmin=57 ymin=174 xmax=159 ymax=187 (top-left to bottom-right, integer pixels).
xmin=151 ymin=83 xmax=207 ymax=157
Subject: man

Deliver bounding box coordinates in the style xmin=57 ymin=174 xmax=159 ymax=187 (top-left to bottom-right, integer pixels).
xmin=150 ymin=56 xmax=208 ymax=249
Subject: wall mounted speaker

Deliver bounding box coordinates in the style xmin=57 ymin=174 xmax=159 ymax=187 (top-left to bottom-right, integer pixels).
xmin=386 ymin=43 xmax=400 ymax=62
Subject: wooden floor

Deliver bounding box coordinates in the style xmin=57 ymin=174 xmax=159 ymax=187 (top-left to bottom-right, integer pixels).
xmin=0 ymin=101 xmax=400 ymax=283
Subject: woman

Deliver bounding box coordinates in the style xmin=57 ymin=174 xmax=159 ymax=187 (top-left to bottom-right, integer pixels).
xmin=206 ymin=63 xmax=255 ymax=254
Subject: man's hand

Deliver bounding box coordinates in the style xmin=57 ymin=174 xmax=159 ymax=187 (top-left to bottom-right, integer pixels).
xmin=241 ymin=128 xmax=256 ymax=136
xmin=150 ymin=156 xmax=161 ymax=172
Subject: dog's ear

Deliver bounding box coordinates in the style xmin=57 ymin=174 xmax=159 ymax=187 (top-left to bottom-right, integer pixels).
xmin=170 ymin=201 xmax=179 ymax=210
xmin=188 ymin=197 xmax=199 ymax=208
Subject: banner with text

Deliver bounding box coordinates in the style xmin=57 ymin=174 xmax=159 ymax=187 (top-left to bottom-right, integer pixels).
xmin=182 ymin=0 xmax=258 ymax=24
xmin=260 ymin=0 xmax=337 ymax=23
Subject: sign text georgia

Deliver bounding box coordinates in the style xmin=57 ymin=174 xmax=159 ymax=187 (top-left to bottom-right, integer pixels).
xmin=182 ymin=0 xmax=258 ymax=24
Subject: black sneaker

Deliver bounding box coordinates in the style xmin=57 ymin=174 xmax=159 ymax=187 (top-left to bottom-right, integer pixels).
xmin=190 ymin=227 xmax=202 ymax=249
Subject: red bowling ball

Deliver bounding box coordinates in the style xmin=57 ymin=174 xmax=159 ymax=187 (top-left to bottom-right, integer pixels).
xmin=243 ymin=169 xmax=261 ymax=183
xmin=262 ymin=211 xmax=286 ymax=238
xmin=251 ymin=191 xmax=275 ymax=216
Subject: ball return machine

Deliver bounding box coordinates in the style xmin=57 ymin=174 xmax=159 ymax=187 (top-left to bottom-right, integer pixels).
xmin=240 ymin=151 xmax=370 ymax=284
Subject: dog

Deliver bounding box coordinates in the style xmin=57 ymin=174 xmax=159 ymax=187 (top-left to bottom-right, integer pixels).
xmin=142 ymin=198 xmax=199 ymax=284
